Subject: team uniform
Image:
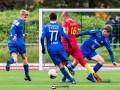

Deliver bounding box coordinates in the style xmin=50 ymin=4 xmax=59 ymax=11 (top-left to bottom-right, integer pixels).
xmin=76 ymin=30 xmax=115 ymax=62
xmin=41 ymin=22 xmax=71 ymax=65
xmin=7 ymin=18 xmax=31 ymax=81
xmin=41 ymin=21 xmax=76 ymax=84
xmin=61 ymin=20 xmax=102 ymax=83
xmin=62 ymin=19 xmax=86 ymax=66
xmin=8 ymin=19 xmax=26 ymax=54
xmin=76 ymin=30 xmax=115 ymax=82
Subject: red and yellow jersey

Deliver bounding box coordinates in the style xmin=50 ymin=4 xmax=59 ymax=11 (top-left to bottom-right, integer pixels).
xmin=62 ymin=19 xmax=79 ymax=45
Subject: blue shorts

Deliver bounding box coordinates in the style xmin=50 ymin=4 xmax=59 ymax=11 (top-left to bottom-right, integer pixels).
xmin=49 ymin=50 xmax=69 ymax=66
xmin=8 ymin=42 xmax=26 ymax=55
xmin=80 ymin=46 xmax=97 ymax=60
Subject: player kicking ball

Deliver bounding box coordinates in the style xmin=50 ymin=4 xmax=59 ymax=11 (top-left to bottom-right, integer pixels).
xmin=6 ymin=9 xmax=31 ymax=81
xmin=73 ymin=25 xmax=118 ymax=82
xmin=41 ymin=12 xmax=76 ymax=84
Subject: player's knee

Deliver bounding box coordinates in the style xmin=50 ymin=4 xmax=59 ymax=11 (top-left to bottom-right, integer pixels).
xmin=99 ymin=59 xmax=104 ymax=64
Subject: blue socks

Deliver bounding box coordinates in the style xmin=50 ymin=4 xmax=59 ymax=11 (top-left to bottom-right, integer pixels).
xmin=66 ymin=61 xmax=74 ymax=73
xmin=60 ymin=67 xmax=73 ymax=81
xmin=9 ymin=58 xmax=14 ymax=64
xmin=23 ymin=64 xmax=29 ymax=77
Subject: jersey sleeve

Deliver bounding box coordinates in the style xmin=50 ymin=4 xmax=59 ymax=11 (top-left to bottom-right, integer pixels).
xmin=10 ymin=20 xmax=20 ymax=38
xmin=76 ymin=30 xmax=99 ymax=37
xmin=105 ymin=38 xmax=115 ymax=63
xmin=40 ymin=26 xmax=47 ymax=48
xmin=60 ymin=26 xmax=71 ymax=45
xmin=62 ymin=22 xmax=69 ymax=35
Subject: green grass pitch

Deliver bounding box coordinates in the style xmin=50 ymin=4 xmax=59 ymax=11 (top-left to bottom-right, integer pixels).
xmin=0 ymin=70 xmax=120 ymax=90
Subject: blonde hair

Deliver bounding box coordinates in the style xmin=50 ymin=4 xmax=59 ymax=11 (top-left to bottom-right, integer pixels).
xmin=61 ymin=11 xmax=70 ymax=18
xmin=20 ymin=9 xmax=29 ymax=17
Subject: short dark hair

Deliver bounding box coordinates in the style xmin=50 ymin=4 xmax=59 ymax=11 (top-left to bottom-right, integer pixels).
xmin=49 ymin=12 xmax=57 ymax=21
xmin=103 ymin=25 xmax=113 ymax=32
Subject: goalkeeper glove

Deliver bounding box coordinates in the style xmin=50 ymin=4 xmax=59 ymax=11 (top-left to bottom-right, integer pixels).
xmin=42 ymin=47 xmax=46 ymax=54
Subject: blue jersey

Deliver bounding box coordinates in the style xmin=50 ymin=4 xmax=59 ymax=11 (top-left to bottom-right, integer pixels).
xmin=8 ymin=18 xmax=26 ymax=54
xmin=8 ymin=18 xmax=24 ymax=43
xmin=41 ymin=22 xmax=70 ymax=54
xmin=76 ymin=30 xmax=115 ymax=62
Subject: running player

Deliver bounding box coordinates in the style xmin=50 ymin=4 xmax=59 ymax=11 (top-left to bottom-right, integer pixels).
xmin=60 ymin=11 xmax=102 ymax=83
xmin=73 ymin=25 xmax=118 ymax=82
xmin=6 ymin=9 xmax=31 ymax=81
xmin=40 ymin=12 xmax=76 ymax=84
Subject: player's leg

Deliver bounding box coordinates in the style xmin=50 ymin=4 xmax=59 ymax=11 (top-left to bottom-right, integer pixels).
xmin=58 ymin=63 xmax=76 ymax=84
xmin=21 ymin=54 xmax=31 ymax=81
xmin=63 ymin=46 xmax=74 ymax=75
xmin=6 ymin=52 xmax=17 ymax=71
xmin=6 ymin=43 xmax=18 ymax=71
xmin=87 ymin=54 xmax=104 ymax=82
xmin=65 ymin=61 xmax=74 ymax=75
xmin=19 ymin=44 xmax=31 ymax=81
xmin=50 ymin=53 xmax=76 ymax=84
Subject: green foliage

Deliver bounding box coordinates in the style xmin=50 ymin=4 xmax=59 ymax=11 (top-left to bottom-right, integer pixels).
xmin=0 ymin=9 xmax=39 ymax=43
xmin=1 ymin=10 xmax=119 ymax=64
xmin=0 ymin=46 xmax=38 ymax=63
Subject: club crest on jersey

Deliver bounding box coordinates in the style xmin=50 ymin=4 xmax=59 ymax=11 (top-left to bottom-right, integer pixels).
xmin=96 ymin=33 xmax=101 ymax=37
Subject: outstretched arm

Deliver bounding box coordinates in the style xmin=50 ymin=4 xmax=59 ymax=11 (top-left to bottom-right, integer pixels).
xmin=76 ymin=30 xmax=98 ymax=38
xmin=106 ymin=44 xmax=118 ymax=66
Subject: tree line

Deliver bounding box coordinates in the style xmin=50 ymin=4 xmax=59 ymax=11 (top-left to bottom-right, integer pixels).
xmin=0 ymin=0 xmax=120 ymax=11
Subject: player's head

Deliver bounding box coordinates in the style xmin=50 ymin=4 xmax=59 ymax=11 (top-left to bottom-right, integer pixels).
xmin=102 ymin=25 xmax=113 ymax=37
xmin=49 ymin=12 xmax=57 ymax=21
xmin=61 ymin=11 xmax=70 ymax=21
xmin=19 ymin=9 xmax=29 ymax=22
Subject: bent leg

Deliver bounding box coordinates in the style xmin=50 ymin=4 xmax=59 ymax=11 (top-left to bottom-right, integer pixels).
xmin=6 ymin=52 xmax=17 ymax=71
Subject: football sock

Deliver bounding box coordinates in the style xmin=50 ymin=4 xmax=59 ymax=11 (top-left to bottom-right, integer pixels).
xmin=23 ymin=64 xmax=29 ymax=77
xmin=9 ymin=58 xmax=14 ymax=64
xmin=66 ymin=61 xmax=74 ymax=73
xmin=93 ymin=63 xmax=102 ymax=72
xmin=88 ymin=63 xmax=102 ymax=77
xmin=60 ymin=66 xmax=73 ymax=81
xmin=85 ymin=63 xmax=94 ymax=74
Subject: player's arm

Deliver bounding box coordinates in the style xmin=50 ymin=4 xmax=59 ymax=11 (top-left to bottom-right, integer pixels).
xmin=105 ymin=39 xmax=118 ymax=66
xmin=10 ymin=24 xmax=17 ymax=42
xmin=76 ymin=30 xmax=98 ymax=38
xmin=61 ymin=27 xmax=72 ymax=49
xmin=40 ymin=26 xmax=46 ymax=54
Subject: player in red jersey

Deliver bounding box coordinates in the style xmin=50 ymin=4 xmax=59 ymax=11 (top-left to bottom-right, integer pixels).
xmin=60 ymin=11 xmax=102 ymax=83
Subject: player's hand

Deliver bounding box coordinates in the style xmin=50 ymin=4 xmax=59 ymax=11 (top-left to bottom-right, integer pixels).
xmin=23 ymin=33 xmax=28 ymax=38
xmin=13 ymin=36 xmax=17 ymax=42
xmin=68 ymin=44 xmax=72 ymax=49
xmin=42 ymin=47 xmax=46 ymax=54
xmin=113 ymin=62 xmax=118 ymax=67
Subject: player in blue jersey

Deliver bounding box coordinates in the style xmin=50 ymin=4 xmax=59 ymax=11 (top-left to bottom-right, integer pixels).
xmin=6 ymin=9 xmax=31 ymax=81
xmin=72 ymin=25 xmax=118 ymax=82
xmin=40 ymin=12 xmax=76 ymax=84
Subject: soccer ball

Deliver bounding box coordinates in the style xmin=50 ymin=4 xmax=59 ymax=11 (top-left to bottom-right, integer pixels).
xmin=48 ymin=69 xmax=57 ymax=79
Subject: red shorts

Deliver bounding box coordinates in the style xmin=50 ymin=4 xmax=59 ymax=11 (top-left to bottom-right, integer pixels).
xmin=63 ymin=42 xmax=86 ymax=66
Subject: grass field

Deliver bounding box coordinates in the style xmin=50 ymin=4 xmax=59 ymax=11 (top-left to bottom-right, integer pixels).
xmin=0 ymin=70 xmax=120 ymax=90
